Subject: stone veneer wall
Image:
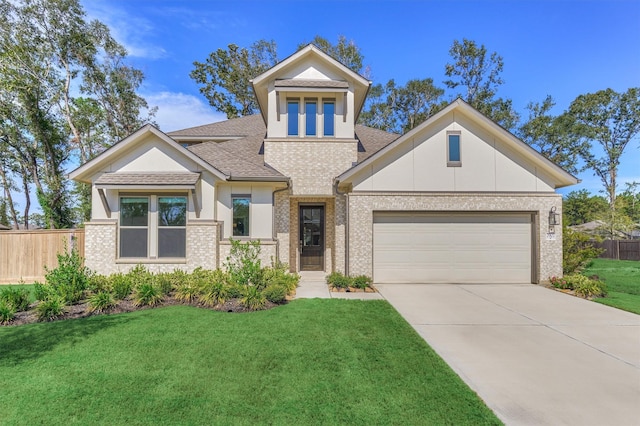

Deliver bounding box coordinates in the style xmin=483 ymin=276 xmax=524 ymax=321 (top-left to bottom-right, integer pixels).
xmin=84 ymin=220 xmax=219 ymax=275
xmin=274 ymin=191 xmax=291 ymax=271
xmin=347 ymin=192 xmax=563 ymax=282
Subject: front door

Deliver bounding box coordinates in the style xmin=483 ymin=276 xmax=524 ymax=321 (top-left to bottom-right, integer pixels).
xmin=299 ymin=205 xmax=324 ymax=271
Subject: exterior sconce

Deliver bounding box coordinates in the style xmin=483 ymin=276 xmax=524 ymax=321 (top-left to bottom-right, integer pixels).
xmin=548 ymin=206 xmax=559 ymax=233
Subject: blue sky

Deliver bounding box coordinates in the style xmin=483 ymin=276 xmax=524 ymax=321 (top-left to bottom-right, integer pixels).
xmin=77 ymin=0 xmax=639 ymax=198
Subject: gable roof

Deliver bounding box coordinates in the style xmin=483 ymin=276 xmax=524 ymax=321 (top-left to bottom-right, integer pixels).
xmin=69 ymin=124 xmax=228 ymax=183
xmin=337 ymin=99 xmax=579 ymax=189
xmin=167 ymin=115 xmax=266 ymax=140
xmin=251 ymin=44 xmax=371 ymax=124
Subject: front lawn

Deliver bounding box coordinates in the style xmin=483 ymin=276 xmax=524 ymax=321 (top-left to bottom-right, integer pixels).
xmin=583 ymin=259 xmax=640 ymax=314
xmin=0 ymin=300 xmax=500 ymax=425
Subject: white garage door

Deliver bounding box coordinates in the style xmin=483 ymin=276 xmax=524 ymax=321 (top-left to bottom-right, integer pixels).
xmin=373 ymin=213 xmax=533 ymax=284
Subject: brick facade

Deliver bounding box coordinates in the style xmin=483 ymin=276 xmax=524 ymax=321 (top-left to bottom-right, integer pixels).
xmin=346 ymin=192 xmax=563 ymax=282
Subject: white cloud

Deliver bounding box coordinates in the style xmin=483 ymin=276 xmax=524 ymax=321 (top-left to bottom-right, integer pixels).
xmin=145 ymin=91 xmax=226 ymax=132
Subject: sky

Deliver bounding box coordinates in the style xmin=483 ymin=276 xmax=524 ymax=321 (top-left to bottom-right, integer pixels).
xmin=16 ymin=0 xmax=640 ymax=216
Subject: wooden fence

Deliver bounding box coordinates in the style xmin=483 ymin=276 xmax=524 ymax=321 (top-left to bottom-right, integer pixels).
xmin=0 ymin=229 xmax=85 ymax=284
xmin=593 ymin=240 xmax=640 ymax=261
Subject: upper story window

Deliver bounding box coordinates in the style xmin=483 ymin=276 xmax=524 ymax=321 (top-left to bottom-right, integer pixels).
xmin=232 ymin=196 xmax=250 ymax=237
xmin=287 ymin=101 xmax=299 ymax=136
xmin=323 ymin=101 xmax=335 ymax=137
xmin=305 ymin=100 xmax=317 ymax=136
xmin=447 ymin=131 xmax=461 ymax=167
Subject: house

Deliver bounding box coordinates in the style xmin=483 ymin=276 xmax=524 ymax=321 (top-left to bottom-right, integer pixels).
xmin=69 ymin=45 xmax=578 ymax=283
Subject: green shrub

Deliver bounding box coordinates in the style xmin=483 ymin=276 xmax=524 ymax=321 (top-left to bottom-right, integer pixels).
xmin=240 ymin=286 xmax=266 ymax=311
xmin=225 ymin=239 xmax=263 ymax=287
xmin=262 ymin=266 xmax=299 ymax=293
xmin=88 ymin=291 xmax=116 ymax=313
xmin=133 ymin=283 xmax=163 ymax=307
xmin=263 ymin=284 xmax=287 ymax=304
xmin=0 ymin=301 xmax=15 ymax=324
xmin=326 ymin=272 xmax=351 ymax=289
xmin=88 ymin=275 xmax=111 ymax=293
xmin=574 ymin=278 xmax=607 ymax=298
xmin=200 ymin=281 xmax=230 ymax=307
xmin=126 ymin=265 xmax=153 ymax=288
xmin=45 ymin=246 xmax=90 ymax=304
xmin=34 ymin=282 xmax=53 ymax=302
xmin=175 ymin=282 xmax=200 ymax=303
xmin=110 ymin=274 xmax=133 ymax=300
xmin=351 ymin=275 xmax=373 ymax=289
xmin=563 ymin=227 xmax=603 ymax=274
xmin=36 ymin=295 xmax=66 ymax=322
xmin=0 ymin=287 xmax=30 ymax=311
xmin=154 ymin=273 xmax=174 ymax=296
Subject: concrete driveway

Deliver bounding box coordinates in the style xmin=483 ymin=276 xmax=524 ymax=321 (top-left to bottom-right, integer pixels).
xmin=376 ymin=283 xmax=640 ymax=426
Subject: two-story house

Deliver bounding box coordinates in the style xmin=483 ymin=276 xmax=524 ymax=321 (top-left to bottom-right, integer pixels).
xmin=70 ymin=45 xmax=577 ymax=283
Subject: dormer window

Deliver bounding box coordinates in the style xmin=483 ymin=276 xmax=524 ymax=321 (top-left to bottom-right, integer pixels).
xmin=305 ymin=100 xmax=317 ymax=136
xmin=323 ymin=101 xmax=335 ymax=137
xmin=286 ymin=96 xmax=335 ymax=138
xmin=287 ymin=101 xmax=299 ymax=136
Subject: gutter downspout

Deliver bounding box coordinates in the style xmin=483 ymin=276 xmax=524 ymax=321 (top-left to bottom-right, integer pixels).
xmin=272 ymin=179 xmax=291 ymax=265
xmin=334 ymin=178 xmax=349 ymax=276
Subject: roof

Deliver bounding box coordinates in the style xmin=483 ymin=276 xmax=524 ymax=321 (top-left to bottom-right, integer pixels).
xmin=95 ymin=172 xmax=201 ymax=186
xmin=0 ymin=224 xmax=11 ymax=230
xmin=167 ymin=114 xmax=266 ymax=138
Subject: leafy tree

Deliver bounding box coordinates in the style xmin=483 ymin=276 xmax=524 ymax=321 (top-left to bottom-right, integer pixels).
xmin=619 ymin=181 xmax=640 ymax=223
xmin=444 ymin=38 xmax=518 ymax=129
xmin=359 ymin=78 xmax=446 ymax=133
xmin=595 ymin=198 xmax=635 ymax=239
xmin=518 ymin=96 xmax=588 ymax=175
xmin=191 ymin=40 xmax=278 ymax=118
xmin=563 ymin=190 xmax=609 ymax=226
xmin=568 ymin=88 xmax=640 ymax=206
xmin=299 ymin=35 xmax=366 ymax=75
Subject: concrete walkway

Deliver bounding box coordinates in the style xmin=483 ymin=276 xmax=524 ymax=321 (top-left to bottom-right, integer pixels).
xmin=376 ymin=283 xmax=640 ymax=426
xmin=294 ymin=271 xmax=383 ymax=300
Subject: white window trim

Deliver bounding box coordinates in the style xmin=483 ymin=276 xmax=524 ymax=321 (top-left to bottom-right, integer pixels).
xmin=447 ymin=131 xmax=462 ymax=167
xmin=231 ymin=194 xmax=251 ymax=238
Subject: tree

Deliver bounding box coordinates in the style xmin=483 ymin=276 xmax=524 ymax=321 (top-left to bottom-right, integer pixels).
xmin=191 ymin=40 xmax=278 ymax=118
xmin=563 ymin=190 xmax=609 ymax=226
xmin=359 ymin=78 xmax=446 ymax=133
xmin=299 ymin=35 xmax=367 ymax=76
xmin=444 ymin=38 xmax=518 ymax=129
xmin=568 ymin=88 xmax=640 ymax=206
xmin=619 ymin=181 xmax=640 ymax=223
xmin=518 ymin=96 xmax=588 ymax=175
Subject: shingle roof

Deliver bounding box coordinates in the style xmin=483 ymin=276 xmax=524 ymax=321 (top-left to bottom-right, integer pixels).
xmin=167 ymin=115 xmax=266 ymax=138
xmin=169 ymin=114 xmax=398 ymax=179
xmin=95 ymin=172 xmax=201 ymax=186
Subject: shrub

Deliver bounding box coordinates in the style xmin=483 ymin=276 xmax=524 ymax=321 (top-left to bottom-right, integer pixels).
xmin=549 ymin=276 xmax=571 ymax=290
xmin=200 ymin=281 xmax=230 ymax=307
xmin=154 ymin=273 xmax=174 ymax=296
xmin=36 ymin=295 xmax=66 ymax=322
xmin=563 ymin=226 xmax=603 ymax=274
xmin=240 ymin=285 xmax=266 ymax=311
xmin=110 ymin=274 xmax=133 ymax=300
xmin=45 ymin=246 xmax=90 ymax=304
xmin=0 ymin=287 xmax=30 ymax=311
xmin=0 ymin=301 xmax=15 ymax=324
xmin=225 ymin=239 xmax=263 ymax=287
xmin=126 ymin=265 xmax=153 ymax=288
xmin=574 ymin=278 xmax=607 ymax=298
xmin=88 ymin=275 xmax=111 ymax=294
xmin=133 ymin=283 xmax=163 ymax=307
xmin=175 ymin=282 xmax=200 ymax=303
xmin=262 ymin=266 xmax=299 ymax=293
xmin=88 ymin=291 xmax=116 ymax=313
xmin=34 ymin=282 xmax=53 ymax=302
xmin=351 ymin=275 xmax=373 ymax=289
xmin=263 ymin=284 xmax=287 ymax=304
xmin=326 ymin=272 xmax=351 ymax=289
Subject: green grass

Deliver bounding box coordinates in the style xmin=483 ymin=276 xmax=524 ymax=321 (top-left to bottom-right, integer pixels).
xmin=583 ymin=258 xmax=640 ymax=314
xmin=0 ymin=300 xmax=501 ymax=425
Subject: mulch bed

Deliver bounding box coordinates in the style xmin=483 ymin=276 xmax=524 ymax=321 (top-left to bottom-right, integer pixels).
xmin=3 ymin=296 xmax=283 ymax=327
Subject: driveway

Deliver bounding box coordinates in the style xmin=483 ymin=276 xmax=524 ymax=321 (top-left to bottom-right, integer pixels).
xmin=376 ymin=284 xmax=640 ymax=426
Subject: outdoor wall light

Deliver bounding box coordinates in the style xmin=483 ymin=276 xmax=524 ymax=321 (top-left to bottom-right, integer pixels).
xmin=548 ymin=206 xmax=559 ymax=233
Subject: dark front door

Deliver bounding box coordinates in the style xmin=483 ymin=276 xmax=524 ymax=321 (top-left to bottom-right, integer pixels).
xmin=300 ymin=205 xmax=324 ymax=271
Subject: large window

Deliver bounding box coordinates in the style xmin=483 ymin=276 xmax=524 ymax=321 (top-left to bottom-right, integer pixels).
xmin=119 ymin=195 xmax=187 ymax=259
xmin=447 ymin=132 xmax=461 ymax=166
xmin=232 ymin=196 xmax=250 ymax=237
xmin=305 ymin=101 xmax=317 ymax=136
xmin=287 ymin=101 xmax=299 ymax=136
xmin=323 ymin=101 xmax=335 ymax=136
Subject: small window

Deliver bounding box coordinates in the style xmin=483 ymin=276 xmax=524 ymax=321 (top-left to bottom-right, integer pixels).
xmin=323 ymin=101 xmax=335 ymax=136
xmin=447 ymin=132 xmax=461 ymax=166
xmin=287 ymin=101 xmax=299 ymax=136
xmin=120 ymin=197 xmax=149 ymax=258
xmin=158 ymin=196 xmax=187 ymax=258
xmin=232 ymin=196 xmax=250 ymax=237
xmin=305 ymin=101 xmax=317 ymax=136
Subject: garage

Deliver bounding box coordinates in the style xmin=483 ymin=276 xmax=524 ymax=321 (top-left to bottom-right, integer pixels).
xmin=373 ymin=212 xmax=534 ymax=284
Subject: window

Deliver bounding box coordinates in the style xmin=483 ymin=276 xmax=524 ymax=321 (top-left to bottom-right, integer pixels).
xmin=447 ymin=132 xmax=461 ymax=166
xmin=305 ymin=101 xmax=317 ymax=136
xmin=119 ymin=195 xmax=187 ymax=259
xmin=287 ymin=101 xmax=299 ymax=136
xmin=120 ymin=197 xmax=149 ymax=258
xmin=323 ymin=101 xmax=335 ymax=136
xmin=232 ymin=196 xmax=250 ymax=237
xmin=158 ymin=196 xmax=187 ymax=258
